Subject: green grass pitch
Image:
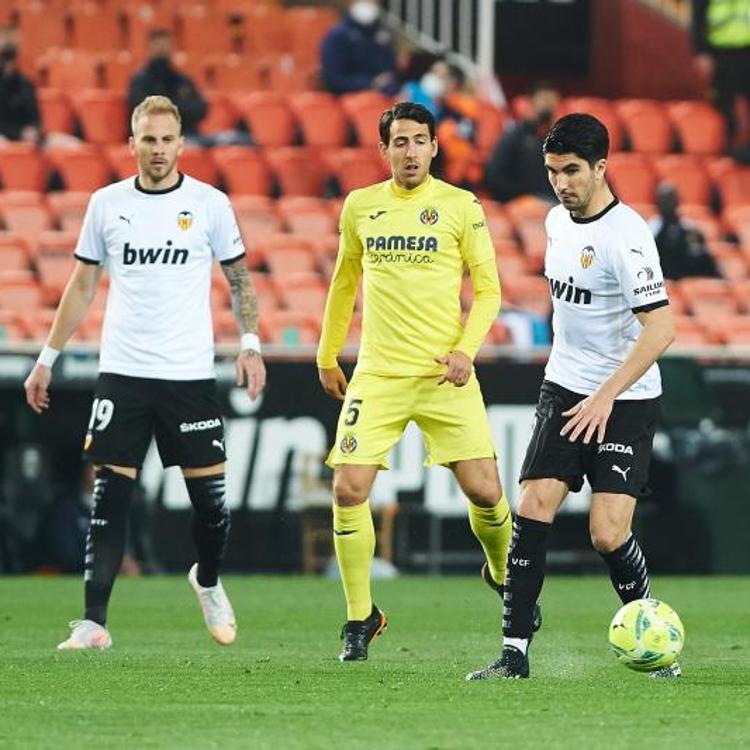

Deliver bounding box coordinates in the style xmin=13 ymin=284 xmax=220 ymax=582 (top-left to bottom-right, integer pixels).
xmin=1 ymin=575 xmax=748 ymax=749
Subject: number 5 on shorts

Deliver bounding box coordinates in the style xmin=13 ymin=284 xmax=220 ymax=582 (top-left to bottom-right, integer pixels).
xmin=88 ymin=398 xmax=115 ymax=432
xmin=344 ymin=398 xmax=363 ymax=426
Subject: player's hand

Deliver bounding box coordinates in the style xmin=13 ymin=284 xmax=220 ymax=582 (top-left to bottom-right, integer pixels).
xmin=319 ymin=365 xmax=348 ymax=400
xmin=236 ymin=350 xmax=266 ymax=401
xmin=434 ymin=351 xmax=472 ymax=387
xmin=560 ymin=389 xmax=615 ymax=444
xmin=24 ymin=364 xmax=52 ymax=414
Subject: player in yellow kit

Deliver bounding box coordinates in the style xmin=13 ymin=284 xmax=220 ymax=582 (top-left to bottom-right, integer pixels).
xmin=317 ymin=102 xmax=538 ymax=664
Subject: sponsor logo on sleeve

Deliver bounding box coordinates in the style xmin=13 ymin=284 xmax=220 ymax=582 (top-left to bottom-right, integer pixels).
xmin=637 ymin=266 xmax=654 ymax=281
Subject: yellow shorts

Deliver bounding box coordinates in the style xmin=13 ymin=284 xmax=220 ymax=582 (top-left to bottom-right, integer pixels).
xmin=327 ymin=370 xmax=496 ymax=469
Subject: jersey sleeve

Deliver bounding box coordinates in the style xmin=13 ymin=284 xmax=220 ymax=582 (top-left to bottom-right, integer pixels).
xmin=609 ymin=220 xmax=669 ymax=313
xmin=459 ymin=194 xmax=495 ymax=267
xmin=74 ymin=191 xmax=106 ymax=265
xmin=316 ymin=195 xmax=363 ymax=368
xmin=208 ymin=192 xmax=246 ymax=264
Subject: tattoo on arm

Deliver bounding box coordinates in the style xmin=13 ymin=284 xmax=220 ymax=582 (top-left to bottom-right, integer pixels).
xmin=222 ymin=261 xmax=259 ymax=335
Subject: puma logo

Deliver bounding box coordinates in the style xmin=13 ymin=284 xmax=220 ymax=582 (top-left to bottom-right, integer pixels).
xmin=119 ymin=215 xmax=131 ymax=224
xmin=611 ymin=464 xmax=631 ymax=481
xmin=212 ymin=439 xmax=224 ymax=451
xmin=629 ymin=247 xmax=643 ymax=257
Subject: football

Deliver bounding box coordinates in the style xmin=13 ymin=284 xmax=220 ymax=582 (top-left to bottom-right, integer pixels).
xmin=608 ymin=598 xmax=685 ymax=672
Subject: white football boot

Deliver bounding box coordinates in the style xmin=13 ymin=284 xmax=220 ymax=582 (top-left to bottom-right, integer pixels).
xmin=188 ymin=563 xmax=237 ymax=646
xmin=57 ymin=619 xmax=112 ymax=650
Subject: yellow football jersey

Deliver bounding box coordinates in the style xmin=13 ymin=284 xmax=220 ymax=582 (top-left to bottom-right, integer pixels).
xmin=317 ymin=175 xmax=500 ymax=377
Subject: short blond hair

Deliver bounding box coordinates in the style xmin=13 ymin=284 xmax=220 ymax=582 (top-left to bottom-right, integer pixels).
xmin=130 ymin=95 xmax=182 ymax=136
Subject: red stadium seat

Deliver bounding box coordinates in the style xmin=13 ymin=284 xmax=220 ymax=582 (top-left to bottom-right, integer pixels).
xmin=476 ymin=102 xmax=507 ymax=158
xmin=672 ymin=315 xmax=709 ymax=346
xmin=341 ymin=92 xmax=393 ymax=147
xmin=729 ymin=279 xmax=750 ymax=312
xmin=47 ymin=192 xmax=91 ymax=233
xmin=665 ymin=280 xmax=686 ymax=315
xmin=267 ymin=57 xmax=320 ymax=93
xmin=100 ymin=52 xmax=137 ymax=92
xmin=0 ymin=144 xmax=49 ymax=191
xmin=707 ymin=241 xmax=749 ymax=280
xmin=667 ymin=101 xmax=726 ymax=156
xmin=47 ymin=146 xmax=114 ymax=192
xmin=285 ymin=6 xmax=338 ymax=64
xmin=264 ymin=244 xmax=318 ymax=277
xmin=36 ymin=253 xmax=76 ymax=305
xmin=213 ymin=147 xmax=272 ymax=195
xmin=178 ymin=148 xmax=219 ymax=185
xmin=679 ymin=277 xmax=737 ymax=316
xmin=199 ymin=92 xmax=241 ymax=136
xmin=560 ymin=97 xmax=623 ymax=151
xmin=35 ymin=230 xmax=78 ymax=257
xmin=715 ymin=168 xmax=750 ymax=207
xmin=290 ymin=92 xmax=349 ymax=148
xmin=234 ymin=92 xmax=296 ymax=148
xmin=176 ymin=4 xmax=232 ymax=55
xmin=0 ymin=234 xmax=32 ymax=271
xmin=503 ymin=195 xmax=551 ymax=223
xmin=0 ymin=278 xmax=43 ymax=311
xmin=208 ymin=54 xmax=266 ymax=93
xmin=42 ymin=50 xmax=101 ymax=91
xmin=0 ymin=191 xmax=51 ymax=233
xmin=323 ymin=147 xmax=389 ymax=193
xmin=70 ymin=3 xmax=124 ymax=53
xmin=503 ymin=275 xmax=551 ymax=318
xmin=37 ymin=88 xmax=75 ymax=135
xmin=723 ymin=318 xmax=750 ymax=345
xmin=123 ymin=4 xmax=176 ymax=60
xmin=515 ymin=218 xmax=547 ymax=273
xmin=230 ymin=195 xmax=282 ymax=235
xmin=678 ymin=204 xmax=721 ymax=242
xmin=70 ymin=90 xmax=128 ymax=145
xmin=483 ymin=201 xmax=515 ymax=241
xmin=278 ymin=276 xmax=328 ymax=316
xmin=277 ymin=196 xmax=336 ymax=235
xmin=240 ymin=5 xmax=288 ymax=58
xmin=15 ymin=1 xmax=66 ymax=63
xmin=652 ymin=155 xmax=712 ymax=206
xmin=105 ymin=144 xmax=137 ymax=181
xmin=266 ymin=148 xmax=326 ymax=197
xmin=615 ymin=99 xmax=673 ymax=154
xmin=606 ymin=153 xmax=657 ymax=204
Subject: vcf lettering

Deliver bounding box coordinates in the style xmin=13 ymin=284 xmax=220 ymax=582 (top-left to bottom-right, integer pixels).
xmin=123 ymin=240 xmax=189 ymax=265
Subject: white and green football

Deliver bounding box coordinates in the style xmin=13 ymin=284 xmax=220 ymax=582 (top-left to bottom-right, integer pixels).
xmin=608 ymin=598 xmax=685 ymax=672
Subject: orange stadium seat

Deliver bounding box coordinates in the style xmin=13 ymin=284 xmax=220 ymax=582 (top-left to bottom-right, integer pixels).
xmin=0 ymin=278 xmax=43 ymax=311
xmin=728 ymin=279 xmax=750 ymax=312
xmin=267 ymin=57 xmax=321 ymax=93
xmin=0 ymin=191 xmax=51 ymax=233
xmin=179 ymin=148 xmax=219 ymax=185
xmin=724 ymin=318 xmax=750 ymax=345
xmin=503 ymin=195 xmax=551 ymax=224
xmin=47 ymin=192 xmax=92 ymax=233
xmin=721 ymin=204 xmax=750 ymax=235
xmin=266 ymin=148 xmax=326 ymax=197
xmin=503 ymin=275 xmax=551 ymax=318
xmin=37 ymin=88 xmax=76 ymax=135
xmin=100 ymin=52 xmax=137 ymax=92
xmin=715 ymin=168 xmax=750 ymax=207
xmin=708 ymin=241 xmax=749 ymax=280
xmin=71 ymin=90 xmax=128 ymax=145
xmin=560 ymin=97 xmax=623 ymax=151
xmin=176 ymin=4 xmax=232 ymax=55
xmin=0 ymin=310 xmax=29 ymax=342
xmin=673 ymin=315 xmax=709 ymax=345
xmin=290 ymin=92 xmax=349 ymax=148
xmin=278 ymin=277 xmax=328 ymax=316
xmin=230 ymin=195 xmax=282 ymax=234
xmin=240 ymin=5 xmax=288 ymax=58
xmin=262 ymin=310 xmax=320 ymax=345
xmin=249 ymin=271 xmax=282 ymax=315
xmin=199 ymin=92 xmax=241 ymax=136
xmin=476 ymin=103 xmax=507 ymax=158
xmin=16 ymin=1 xmax=67 ymax=63
xmin=324 ymin=147 xmax=388 ymax=193
xmin=277 ymin=196 xmax=336 ymax=235
xmin=0 ymin=144 xmax=49 ymax=191
xmin=36 ymin=253 xmax=76 ymax=305
xmin=234 ymin=92 xmax=296 ymax=148
xmin=35 ymin=230 xmax=78 ymax=256
xmin=667 ymin=101 xmax=726 ymax=155
xmin=47 ymin=146 xmax=114 ymax=191
xmin=213 ymin=147 xmax=272 ymax=195
xmin=652 ymin=155 xmax=712 ymax=206
xmin=286 ymin=6 xmax=338 ymax=64
xmin=308 ymin=233 xmax=339 ymax=266
xmin=678 ymin=277 xmax=737 ymax=316
xmin=207 ymin=54 xmax=266 ymax=93
xmin=105 ymin=144 xmax=137 ymax=181
xmin=665 ymin=280 xmax=686 ymax=315
xmin=123 ymin=4 xmax=176 ymax=60
xmin=70 ymin=3 xmax=124 ymax=53
xmin=263 ymin=243 xmax=318 ymax=277
xmin=42 ymin=50 xmax=101 ymax=91
xmin=606 ymin=153 xmax=657 ymax=204
xmin=615 ymin=99 xmax=673 ymax=154
xmin=341 ymin=92 xmax=394 ymax=147
xmin=675 ymin=204 xmax=721 ymax=241
xmin=0 ymin=234 xmax=32 ymax=271
xmin=483 ymin=201 xmax=515 ymax=240
xmin=515 ymin=218 xmax=547 ymax=272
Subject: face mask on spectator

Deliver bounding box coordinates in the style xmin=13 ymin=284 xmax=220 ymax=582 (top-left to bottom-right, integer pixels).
xmin=420 ymin=72 xmax=445 ymax=99
xmin=349 ymin=1 xmax=380 ymax=26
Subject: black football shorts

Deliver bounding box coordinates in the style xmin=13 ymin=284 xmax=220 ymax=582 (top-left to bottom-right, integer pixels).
xmin=83 ymin=373 xmax=226 ymax=469
xmin=520 ymin=380 xmax=660 ymax=497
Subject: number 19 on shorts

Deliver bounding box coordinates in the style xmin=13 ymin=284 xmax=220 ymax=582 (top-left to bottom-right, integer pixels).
xmin=84 ymin=397 xmax=114 ymax=450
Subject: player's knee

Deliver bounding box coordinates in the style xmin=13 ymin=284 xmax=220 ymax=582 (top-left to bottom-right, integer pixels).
xmin=590 ymin=525 xmax=628 ymax=554
xmin=463 ymin=478 xmax=503 ymax=508
xmin=332 ymin=474 xmax=369 ymax=507
xmin=517 ymin=485 xmax=557 ymax=522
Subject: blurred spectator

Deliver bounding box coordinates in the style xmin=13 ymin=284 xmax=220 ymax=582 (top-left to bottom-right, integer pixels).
xmin=0 ymin=25 xmax=41 ymax=144
xmin=692 ymin=0 xmax=750 ymax=146
xmin=321 ymin=1 xmax=400 ymax=96
xmin=485 ymin=81 xmax=560 ymax=203
xmin=649 ymin=182 xmax=720 ymax=280
xmin=128 ymin=29 xmax=207 ymax=139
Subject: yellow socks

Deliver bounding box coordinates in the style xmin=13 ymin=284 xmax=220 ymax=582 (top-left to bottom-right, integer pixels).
xmin=333 ymin=500 xmax=376 ymax=621
xmin=468 ymin=494 xmax=512 ymax=587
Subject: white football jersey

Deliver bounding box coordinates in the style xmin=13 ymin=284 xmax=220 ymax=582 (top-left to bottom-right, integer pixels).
xmin=75 ymin=174 xmax=245 ymax=380
xmin=543 ymin=199 xmax=669 ymax=399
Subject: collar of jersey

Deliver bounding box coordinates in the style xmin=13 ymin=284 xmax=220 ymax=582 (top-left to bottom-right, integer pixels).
xmin=570 ymin=197 xmax=619 ymax=224
xmin=134 ymin=172 xmax=185 ymax=195
xmin=389 ymin=174 xmax=433 ymax=199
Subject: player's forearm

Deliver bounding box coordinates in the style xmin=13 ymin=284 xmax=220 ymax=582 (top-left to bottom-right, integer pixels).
xmin=316 ymin=255 xmax=361 ymax=368
xmin=599 ymin=310 xmax=675 ymax=399
xmin=46 ymin=270 xmax=98 ymax=350
xmin=456 ymin=260 xmax=502 ymax=359
xmin=223 ymin=262 xmax=259 ymax=335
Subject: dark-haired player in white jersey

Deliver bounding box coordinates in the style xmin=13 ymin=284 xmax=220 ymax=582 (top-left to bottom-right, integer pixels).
xmin=24 ymin=96 xmax=266 ymax=650
xmin=467 ymin=113 xmax=679 ymax=680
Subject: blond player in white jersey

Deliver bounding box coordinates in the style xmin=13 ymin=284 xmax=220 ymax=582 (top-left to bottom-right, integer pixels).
xmin=24 ymin=96 xmax=266 ymax=650
xmin=468 ymin=113 xmax=680 ymax=680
